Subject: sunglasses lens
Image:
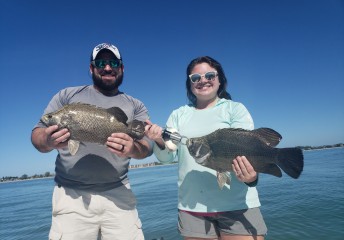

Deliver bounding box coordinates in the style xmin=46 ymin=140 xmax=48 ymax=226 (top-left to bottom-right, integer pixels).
xmin=205 ymin=72 xmax=216 ymax=80
xmin=109 ymin=60 xmax=120 ymax=68
xmin=94 ymin=60 xmax=105 ymax=68
xmin=94 ymin=60 xmax=121 ymax=68
xmin=190 ymin=74 xmax=201 ymax=83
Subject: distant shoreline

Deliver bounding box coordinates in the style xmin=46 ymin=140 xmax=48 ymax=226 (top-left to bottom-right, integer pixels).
xmin=302 ymin=146 xmax=344 ymax=151
xmin=2 ymin=146 xmax=342 ymax=183
xmin=298 ymin=144 xmax=343 ymax=151
xmin=0 ymin=163 xmax=177 ymax=184
xmin=0 ymin=176 xmax=54 ymax=184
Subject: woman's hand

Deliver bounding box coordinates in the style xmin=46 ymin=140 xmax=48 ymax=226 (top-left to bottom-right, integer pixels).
xmin=232 ymin=156 xmax=257 ymax=184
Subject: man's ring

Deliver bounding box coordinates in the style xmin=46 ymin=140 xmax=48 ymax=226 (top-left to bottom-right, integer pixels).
xmin=120 ymin=145 xmax=125 ymax=151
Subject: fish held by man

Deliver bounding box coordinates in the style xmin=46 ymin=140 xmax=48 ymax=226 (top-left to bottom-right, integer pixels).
xmin=186 ymin=128 xmax=304 ymax=189
xmin=41 ymin=103 xmax=145 ymax=155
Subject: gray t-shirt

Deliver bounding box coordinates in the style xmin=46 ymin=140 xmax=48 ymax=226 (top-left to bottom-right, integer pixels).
xmin=34 ymin=85 xmax=151 ymax=191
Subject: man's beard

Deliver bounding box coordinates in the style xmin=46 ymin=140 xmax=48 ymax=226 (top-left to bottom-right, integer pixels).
xmin=92 ymin=72 xmax=123 ymax=91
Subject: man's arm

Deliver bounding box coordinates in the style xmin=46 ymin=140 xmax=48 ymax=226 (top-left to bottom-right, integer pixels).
xmin=31 ymin=126 xmax=69 ymax=153
xmin=129 ymin=138 xmax=153 ymax=159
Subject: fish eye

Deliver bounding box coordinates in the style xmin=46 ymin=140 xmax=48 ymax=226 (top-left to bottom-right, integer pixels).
xmin=48 ymin=115 xmax=52 ymax=118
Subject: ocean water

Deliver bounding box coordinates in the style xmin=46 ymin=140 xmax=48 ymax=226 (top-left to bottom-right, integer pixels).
xmin=0 ymin=148 xmax=343 ymax=240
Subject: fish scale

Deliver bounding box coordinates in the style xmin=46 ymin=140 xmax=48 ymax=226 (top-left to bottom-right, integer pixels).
xmin=209 ymin=139 xmax=277 ymax=171
xmin=41 ymin=103 xmax=145 ymax=155
xmin=62 ymin=106 xmax=128 ymax=143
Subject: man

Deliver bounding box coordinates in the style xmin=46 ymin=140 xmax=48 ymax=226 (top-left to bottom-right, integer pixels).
xmin=31 ymin=43 xmax=152 ymax=240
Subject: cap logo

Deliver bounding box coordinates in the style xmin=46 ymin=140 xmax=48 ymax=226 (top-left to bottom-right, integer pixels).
xmin=92 ymin=43 xmax=121 ymax=61
xmin=95 ymin=43 xmax=114 ymax=52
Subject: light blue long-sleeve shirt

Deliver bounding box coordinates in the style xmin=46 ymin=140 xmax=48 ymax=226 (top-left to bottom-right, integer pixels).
xmin=154 ymin=98 xmax=261 ymax=212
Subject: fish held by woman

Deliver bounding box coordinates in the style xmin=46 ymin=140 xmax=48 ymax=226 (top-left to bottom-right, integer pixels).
xmin=186 ymin=128 xmax=304 ymax=189
xmin=41 ymin=103 xmax=146 ymax=155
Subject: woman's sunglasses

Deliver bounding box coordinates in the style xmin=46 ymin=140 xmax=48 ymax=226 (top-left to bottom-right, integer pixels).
xmin=189 ymin=71 xmax=218 ymax=83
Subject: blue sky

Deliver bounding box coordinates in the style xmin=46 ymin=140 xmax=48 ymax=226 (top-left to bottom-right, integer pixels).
xmin=0 ymin=0 xmax=343 ymax=177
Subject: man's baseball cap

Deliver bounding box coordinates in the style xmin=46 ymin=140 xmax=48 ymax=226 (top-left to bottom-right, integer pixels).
xmin=90 ymin=43 xmax=122 ymax=61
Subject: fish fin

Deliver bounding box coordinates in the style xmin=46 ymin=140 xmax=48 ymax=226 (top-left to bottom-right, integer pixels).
xmin=253 ymin=128 xmax=282 ymax=147
xmin=70 ymin=102 xmax=98 ymax=109
xmin=107 ymin=107 xmax=129 ymax=125
xmin=226 ymin=172 xmax=231 ymax=185
xmin=276 ymin=148 xmax=304 ymax=178
xmin=217 ymin=172 xmax=230 ymax=190
xmin=68 ymin=140 xmax=80 ymax=156
xmin=216 ymin=127 xmax=281 ymax=146
xmin=255 ymin=163 xmax=283 ymax=177
xmin=127 ymin=120 xmax=145 ymax=140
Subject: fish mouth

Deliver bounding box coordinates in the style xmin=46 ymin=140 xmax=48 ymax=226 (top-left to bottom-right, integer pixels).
xmin=40 ymin=115 xmax=49 ymax=127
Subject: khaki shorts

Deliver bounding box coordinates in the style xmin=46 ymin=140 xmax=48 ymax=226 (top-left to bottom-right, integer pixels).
xmin=49 ymin=184 xmax=144 ymax=240
xmin=178 ymin=208 xmax=267 ymax=238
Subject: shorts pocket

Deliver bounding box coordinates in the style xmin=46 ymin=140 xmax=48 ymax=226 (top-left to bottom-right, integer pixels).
xmin=135 ymin=217 xmax=142 ymax=229
xmin=134 ymin=218 xmax=144 ymax=240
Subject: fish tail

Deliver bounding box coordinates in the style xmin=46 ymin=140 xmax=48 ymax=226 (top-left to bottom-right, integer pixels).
xmin=276 ymin=148 xmax=304 ymax=178
xmin=128 ymin=120 xmax=145 ymax=140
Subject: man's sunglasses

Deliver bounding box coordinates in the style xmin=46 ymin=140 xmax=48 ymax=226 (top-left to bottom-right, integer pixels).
xmin=91 ymin=59 xmax=122 ymax=69
xmin=189 ymin=71 xmax=218 ymax=83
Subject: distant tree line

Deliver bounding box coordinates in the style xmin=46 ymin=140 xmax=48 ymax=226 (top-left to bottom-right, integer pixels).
xmin=1 ymin=172 xmax=54 ymax=183
xmin=296 ymin=143 xmax=343 ymax=150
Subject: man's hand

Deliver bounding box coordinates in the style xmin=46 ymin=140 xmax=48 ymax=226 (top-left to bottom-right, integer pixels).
xmin=106 ymin=132 xmax=152 ymax=159
xmin=106 ymin=132 xmax=135 ymax=157
xmin=31 ymin=125 xmax=70 ymax=153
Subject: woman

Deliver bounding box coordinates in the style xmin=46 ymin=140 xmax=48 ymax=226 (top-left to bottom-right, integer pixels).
xmin=145 ymin=56 xmax=267 ymax=240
